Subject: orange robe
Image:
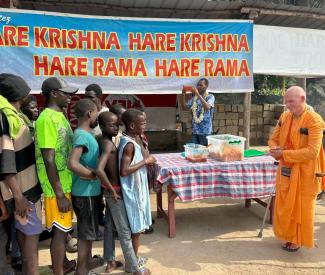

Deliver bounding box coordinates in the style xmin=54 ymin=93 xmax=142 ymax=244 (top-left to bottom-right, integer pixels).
xmin=268 ymin=107 xmax=325 ymax=247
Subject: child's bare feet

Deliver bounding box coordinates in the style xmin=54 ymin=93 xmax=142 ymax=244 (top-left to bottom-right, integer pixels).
xmin=105 ymin=260 xmax=123 ymax=273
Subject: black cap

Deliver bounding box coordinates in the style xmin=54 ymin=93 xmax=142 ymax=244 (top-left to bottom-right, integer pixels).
xmin=0 ymin=73 xmax=31 ymax=102
xmin=41 ymin=77 xmax=78 ymax=95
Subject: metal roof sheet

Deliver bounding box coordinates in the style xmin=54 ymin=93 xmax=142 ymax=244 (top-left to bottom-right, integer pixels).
xmin=16 ymin=0 xmax=325 ymax=29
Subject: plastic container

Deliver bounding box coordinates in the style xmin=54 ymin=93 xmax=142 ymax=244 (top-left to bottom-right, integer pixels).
xmin=207 ymin=135 xmax=246 ymax=161
xmin=184 ymin=143 xmax=209 ymax=162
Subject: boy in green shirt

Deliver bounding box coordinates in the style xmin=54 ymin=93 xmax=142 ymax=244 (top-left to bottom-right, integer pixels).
xmin=35 ymin=77 xmax=78 ymax=275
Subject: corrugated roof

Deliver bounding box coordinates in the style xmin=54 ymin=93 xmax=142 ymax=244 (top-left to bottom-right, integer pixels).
xmin=17 ymin=0 xmax=325 ymax=29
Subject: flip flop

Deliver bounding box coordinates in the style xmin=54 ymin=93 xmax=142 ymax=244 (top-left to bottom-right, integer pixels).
xmin=137 ymin=256 xmax=148 ymax=267
xmin=282 ymin=242 xmax=290 ymax=249
xmin=124 ymin=266 xmax=151 ymax=275
xmin=282 ymin=244 xmax=300 ymax=252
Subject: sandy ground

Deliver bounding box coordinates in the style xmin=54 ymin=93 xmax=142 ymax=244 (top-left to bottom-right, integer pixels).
xmin=38 ymin=191 xmax=325 ymax=275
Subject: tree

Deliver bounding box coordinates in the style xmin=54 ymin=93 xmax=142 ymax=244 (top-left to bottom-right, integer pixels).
xmin=252 ymin=74 xmax=296 ymax=104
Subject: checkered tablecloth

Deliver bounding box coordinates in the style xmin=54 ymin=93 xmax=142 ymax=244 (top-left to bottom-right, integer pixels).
xmin=154 ymin=153 xmax=277 ymax=202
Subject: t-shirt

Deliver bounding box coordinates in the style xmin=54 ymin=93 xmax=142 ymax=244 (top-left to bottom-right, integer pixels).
xmin=187 ymin=93 xmax=215 ymax=135
xmin=0 ymin=111 xmax=16 ymax=181
xmin=71 ymin=128 xmax=100 ymax=197
xmin=35 ymin=108 xmax=73 ymax=198
xmin=0 ymin=109 xmax=42 ymax=207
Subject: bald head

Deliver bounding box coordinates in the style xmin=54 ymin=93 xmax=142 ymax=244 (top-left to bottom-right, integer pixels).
xmin=284 ymin=86 xmax=306 ymax=116
xmin=286 ymin=86 xmax=306 ymax=98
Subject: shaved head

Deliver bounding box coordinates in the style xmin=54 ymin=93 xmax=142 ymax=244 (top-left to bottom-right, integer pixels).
xmin=284 ymin=86 xmax=306 ymax=116
xmin=286 ymin=86 xmax=306 ymax=98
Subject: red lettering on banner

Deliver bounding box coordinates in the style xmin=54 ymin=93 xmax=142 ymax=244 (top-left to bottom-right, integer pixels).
xmin=48 ymin=56 xmax=64 ymax=75
xmin=49 ymin=28 xmax=61 ymax=48
xmin=180 ymin=33 xmax=191 ymax=51
xmin=0 ymin=26 xmax=29 ymax=46
xmin=238 ymin=59 xmax=250 ymax=76
xmin=154 ymin=58 xmax=200 ymax=77
xmin=93 ymin=58 xmax=147 ymax=77
xmin=215 ymin=34 xmax=227 ymax=52
xmin=204 ymin=59 xmax=250 ymax=77
xmin=238 ymin=34 xmax=250 ymax=52
xmin=34 ymin=55 xmax=88 ymax=76
xmin=128 ymin=32 xmax=176 ymax=51
xmin=180 ymin=33 xmax=250 ymax=52
xmin=142 ymin=34 xmax=155 ymax=50
xmin=34 ymin=55 xmax=48 ymax=76
xmin=33 ymin=27 xmax=121 ymax=50
xmin=34 ymin=27 xmax=48 ymax=48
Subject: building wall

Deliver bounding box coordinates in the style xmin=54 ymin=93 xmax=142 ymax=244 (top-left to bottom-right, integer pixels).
xmin=177 ymin=95 xmax=285 ymax=146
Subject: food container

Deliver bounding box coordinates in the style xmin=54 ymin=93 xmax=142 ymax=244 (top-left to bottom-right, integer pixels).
xmin=184 ymin=143 xmax=209 ymax=162
xmin=207 ymin=135 xmax=246 ymax=162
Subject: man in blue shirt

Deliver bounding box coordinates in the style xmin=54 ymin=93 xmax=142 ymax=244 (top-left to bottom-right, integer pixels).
xmin=181 ymin=78 xmax=215 ymax=146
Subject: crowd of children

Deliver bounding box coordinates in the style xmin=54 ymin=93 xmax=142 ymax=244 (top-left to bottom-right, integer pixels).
xmin=0 ymin=73 xmax=156 ymax=275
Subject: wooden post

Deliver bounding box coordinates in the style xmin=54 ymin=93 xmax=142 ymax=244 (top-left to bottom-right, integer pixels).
xmin=243 ymin=92 xmax=251 ymax=149
xmin=296 ymin=77 xmax=307 ymax=92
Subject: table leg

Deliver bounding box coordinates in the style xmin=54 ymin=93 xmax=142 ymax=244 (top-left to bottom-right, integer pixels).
xmin=269 ymin=196 xmax=275 ymax=224
xmin=167 ymin=185 xmax=177 ymax=238
xmin=156 ymin=184 xmax=163 ymax=219
xmin=245 ymin=199 xmax=251 ymax=208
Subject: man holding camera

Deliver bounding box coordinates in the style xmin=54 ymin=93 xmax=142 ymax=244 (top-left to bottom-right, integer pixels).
xmin=181 ymin=78 xmax=215 ymax=146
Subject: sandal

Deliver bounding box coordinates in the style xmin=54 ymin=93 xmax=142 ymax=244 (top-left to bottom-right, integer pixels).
xmin=282 ymin=243 xmax=300 ymax=252
xmin=125 ymin=266 xmax=151 ymax=275
xmin=137 ymin=256 xmax=148 ymax=267
xmin=282 ymin=242 xmax=290 ymax=249
xmin=143 ymin=226 xmax=154 ymax=234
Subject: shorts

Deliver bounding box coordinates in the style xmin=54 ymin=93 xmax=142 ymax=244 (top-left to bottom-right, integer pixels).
xmin=44 ymin=193 xmax=73 ymax=232
xmin=15 ymin=199 xmax=42 ymax=236
xmin=72 ymin=196 xmax=99 ymax=241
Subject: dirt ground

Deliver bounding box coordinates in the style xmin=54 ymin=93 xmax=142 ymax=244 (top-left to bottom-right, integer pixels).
xmin=38 ymin=192 xmax=325 ymax=275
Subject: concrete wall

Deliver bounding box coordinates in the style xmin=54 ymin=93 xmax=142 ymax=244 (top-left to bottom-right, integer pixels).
xmin=177 ymin=95 xmax=285 ymax=146
xmin=145 ymin=96 xmax=286 ymax=151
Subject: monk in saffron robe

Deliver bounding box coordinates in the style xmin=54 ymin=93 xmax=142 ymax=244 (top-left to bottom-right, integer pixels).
xmin=268 ymin=86 xmax=325 ymax=252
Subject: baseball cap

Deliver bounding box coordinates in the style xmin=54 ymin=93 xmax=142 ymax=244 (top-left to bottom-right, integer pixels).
xmin=0 ymin=73 xmax=31 ymax=102
xmin=41 ymin=77 xmax=78 ymax=95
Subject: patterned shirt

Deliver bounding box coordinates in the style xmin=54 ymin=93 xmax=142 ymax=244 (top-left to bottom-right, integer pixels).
xmin=35 ymin=108 xmax=73 ymax=197
xmin=187 ymin=93 xmax=215 ymax=135
xmin=0 ymin=105 xmax=42 ymax=208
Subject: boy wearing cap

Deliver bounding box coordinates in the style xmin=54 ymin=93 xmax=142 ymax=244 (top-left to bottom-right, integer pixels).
xmin=35 ymin=77 xmax=78 ymax=275
xmin=0 ymin=73 xmax=43 ymax=274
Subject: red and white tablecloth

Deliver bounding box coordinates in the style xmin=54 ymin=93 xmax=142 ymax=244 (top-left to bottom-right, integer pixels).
xmin=154 ymin=153 xmax=277 ymax=202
